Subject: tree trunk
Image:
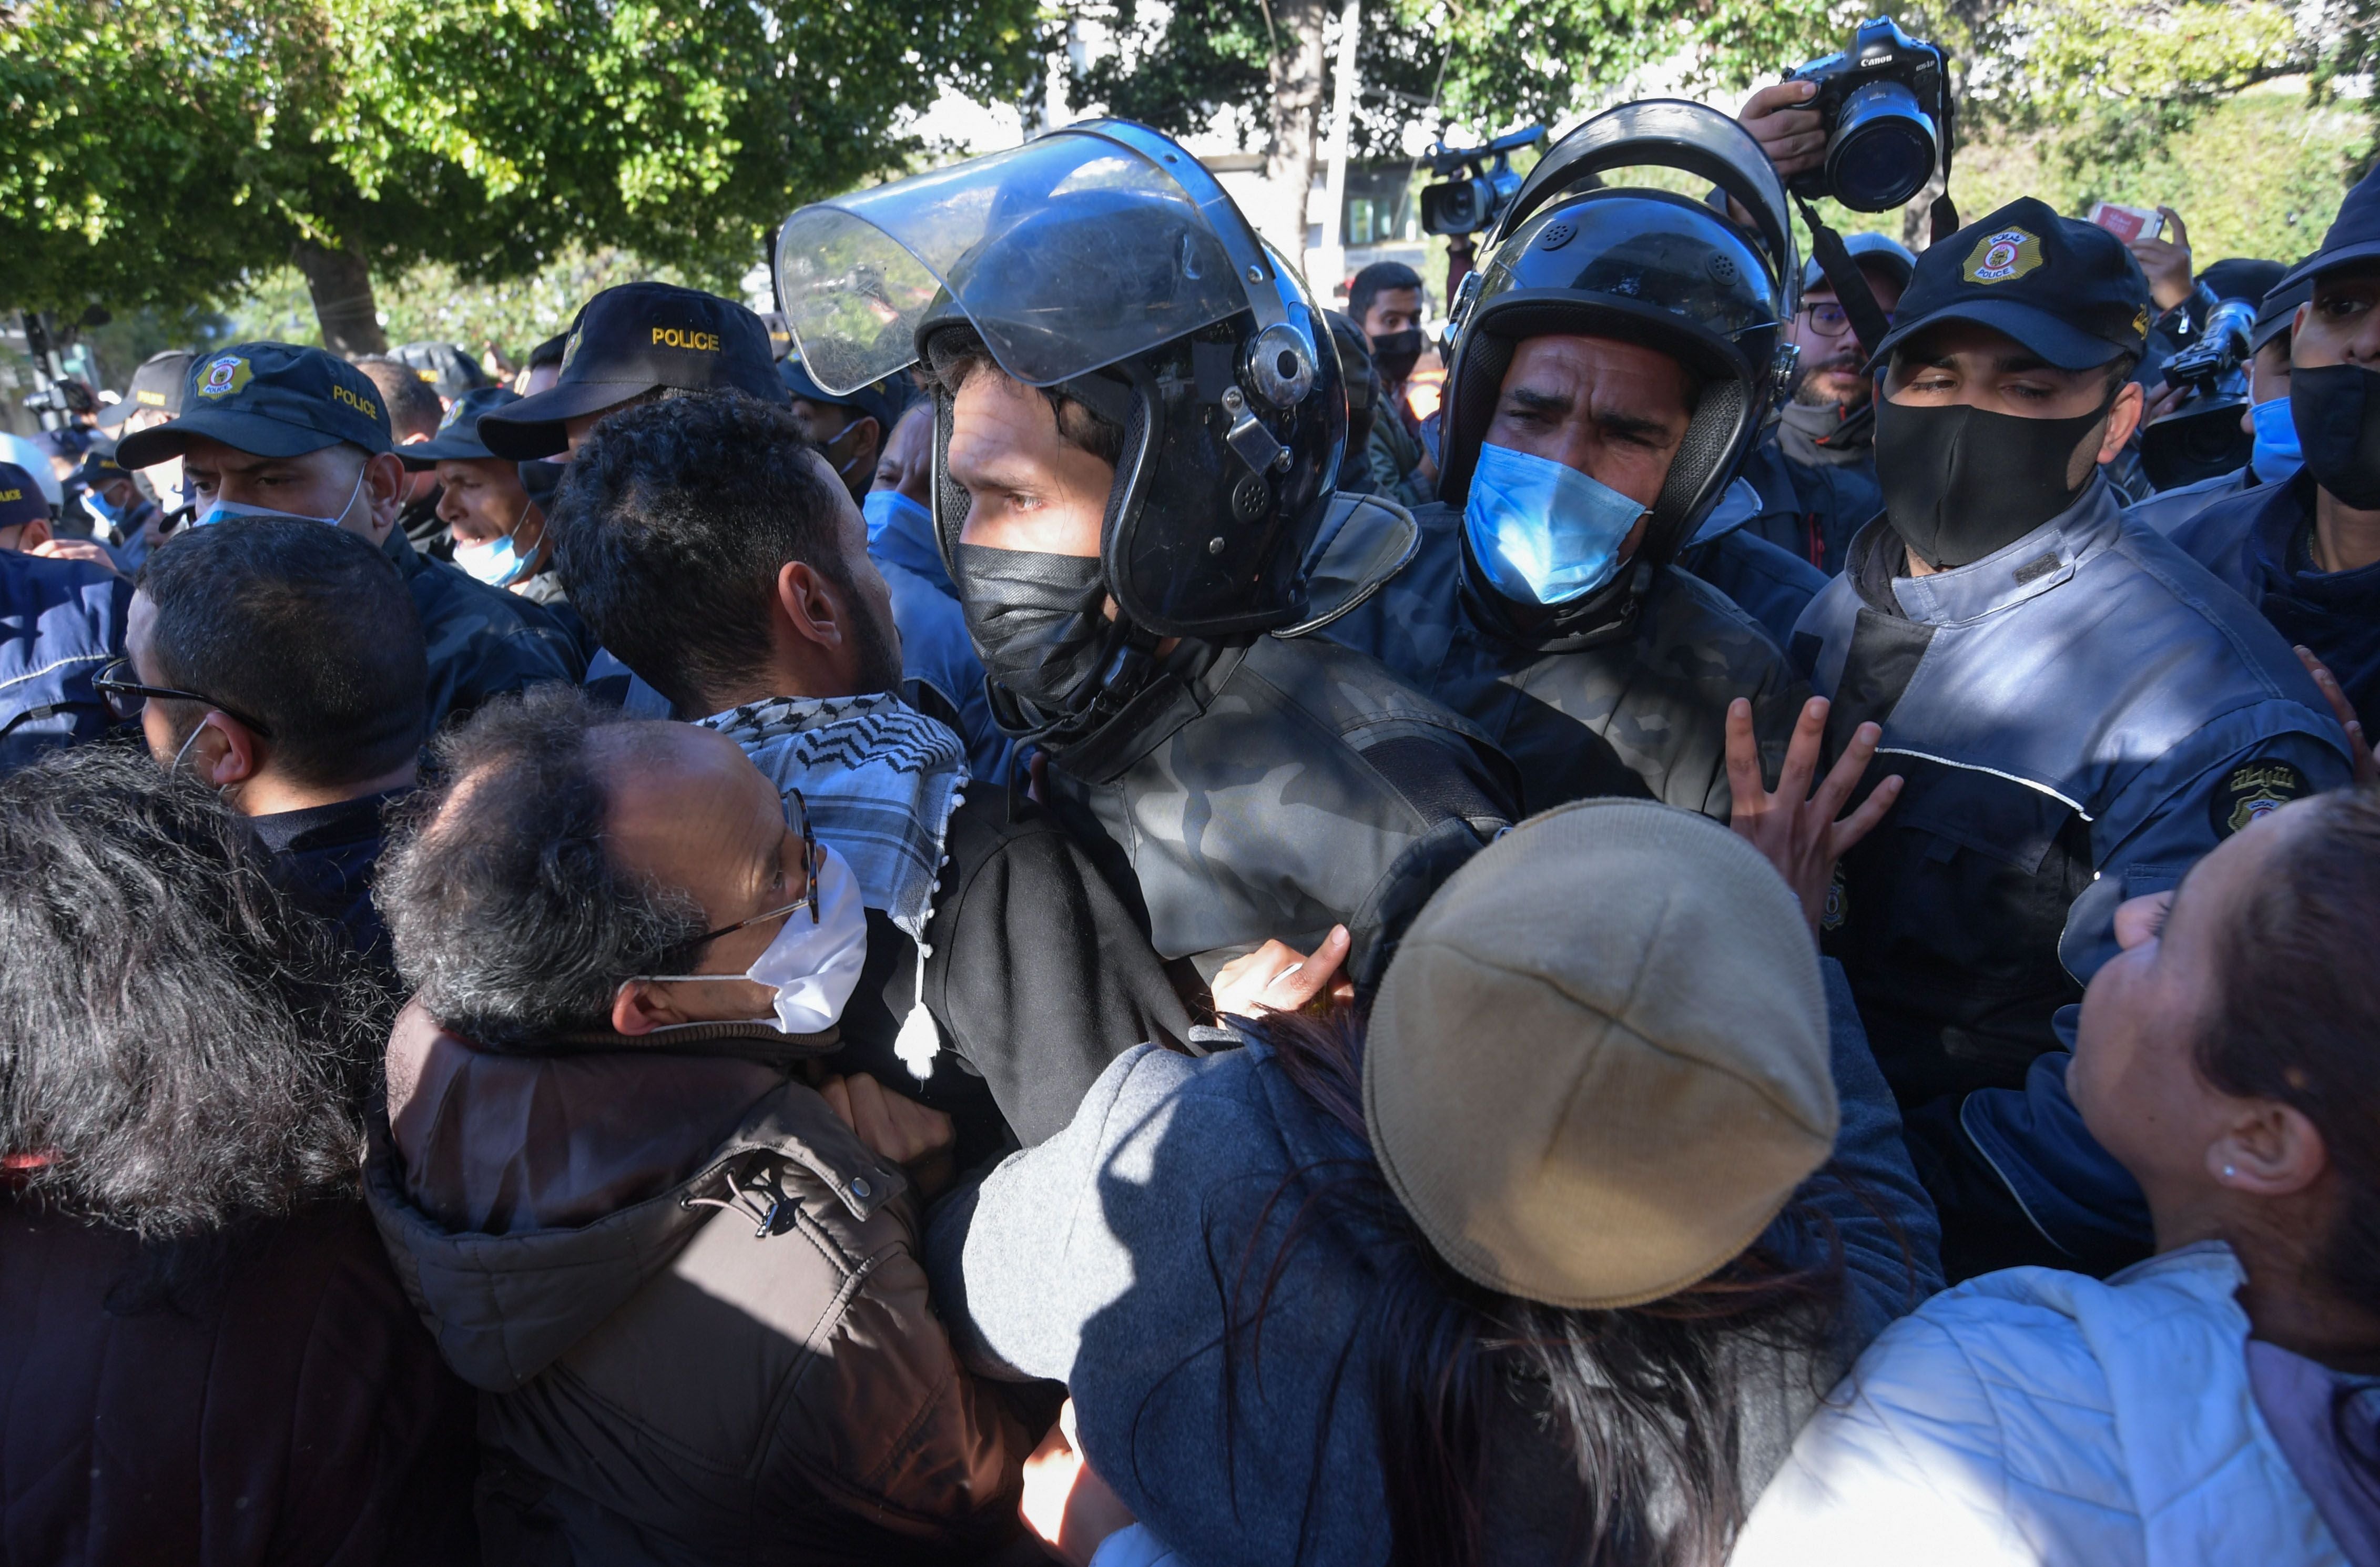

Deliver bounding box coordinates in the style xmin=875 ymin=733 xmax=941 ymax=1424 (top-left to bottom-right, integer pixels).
xmin=289 ymin=238 xmax=389 ymax=357
xmin=1258 ymin=0 xmax=1330 ymax=271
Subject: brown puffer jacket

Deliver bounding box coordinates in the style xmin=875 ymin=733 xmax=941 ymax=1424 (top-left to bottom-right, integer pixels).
xmin=362 ymin=1003 xmax=1039 ymax=1566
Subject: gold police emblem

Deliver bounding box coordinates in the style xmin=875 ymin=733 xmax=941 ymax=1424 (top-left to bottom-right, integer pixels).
xmin=2210 ymin=759 xmax=2310 ymax=839
xmin=1964 ymin=228 xmax=2045 ymax=286
xmin=195 ymin=355 xmax=253 ymax=400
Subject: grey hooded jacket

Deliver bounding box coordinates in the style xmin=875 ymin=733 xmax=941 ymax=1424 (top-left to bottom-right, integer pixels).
xmin=362 ymin=1004 xmax=1037 ymax=1566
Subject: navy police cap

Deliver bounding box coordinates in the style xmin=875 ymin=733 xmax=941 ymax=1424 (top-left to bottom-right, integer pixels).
xmin=476 ymin=282 xmax=782 ymax=460
xmin=778 ymin=355 xmax=910 ymax=437
xmin=0 ymin=461 xmax=46 ymax=532
xmin=95 ymin=350 xmax=195 ymax=430
xmin=1868 ymin=197 xmax=2153 ymax=373
xmin=401 ymin=386 xmax=525 ymax=468
xmin=2279 ymin=165 xmax=2380 ymax=292
xmin=115 ymin=343 xmax=395 ymax=470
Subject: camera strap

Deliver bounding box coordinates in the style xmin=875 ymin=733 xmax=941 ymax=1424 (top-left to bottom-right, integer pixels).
xmin=1792 ymin=193 xmax=1895 ymax=365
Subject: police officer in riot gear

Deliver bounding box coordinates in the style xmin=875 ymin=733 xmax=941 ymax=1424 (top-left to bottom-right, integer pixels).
xmin=2159 ymin=169 xmax=2380 ymax=734
xmin=775 ymin=120 xmax=1517 ymax=986
xmin=1793 ymin=197 xmax=2355 ymax=1277
xmin=1325 ymin=100 xmax=1808 ymax=820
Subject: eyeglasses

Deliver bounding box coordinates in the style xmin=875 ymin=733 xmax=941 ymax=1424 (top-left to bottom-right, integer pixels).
xmin=669 ymin=788 xmax=822 ymax=954
xmin=91 ymin=658 xmax=276 ymax=738
xmin=1803 ymin=302 xmax=1898 ymax=338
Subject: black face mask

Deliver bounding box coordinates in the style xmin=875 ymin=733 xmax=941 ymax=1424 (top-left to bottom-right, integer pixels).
xmin=2289 ymin=364 xmax=2380 ymax=510
xmin=1369 ymin=328 xmax=1423 ymax=385
xmin=952 ymin=543 xmax=1114 ymax=713
xmin=1875 ymin=395 xmax=2111 ymax=569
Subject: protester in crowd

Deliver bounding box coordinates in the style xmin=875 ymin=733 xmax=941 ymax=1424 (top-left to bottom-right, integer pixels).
xmin=356 ymin=352 xmax=451 ymax=551
xmin=76 ymin=444 xmax=167 ymax=569
xmin=400 ymin=385 xmax=567 ymax=609
xmin=931 ymin=705 xmax=1939 ymax=1567
xmin=115 ymin=341 xmax=583 ymax=732
xmin=475 ymin=281 xmax=785 ymax=462
xmin=1324 ymin=103 xmax=1807 ymax=820
xmin=1734 ymin=785 xmax=2380 ymax=1566
xmin=367 ymin=686 xmax=1041 ymax=1564
xmin=1323 ymin=311 xmax=1384 ymax=495
xmin=0 ymin=457 xmax=130 ymax=772
xmin=1747 ymin=225 xmax=1912 ymax=575
xmin=1787 ymin=197 xmax=2354 ymax=1279
xmin=1350 ymin=260 xmax=1436 ymax=506
xmin=782 ymin=351 xmax=909 ymax=504
xmin=104 ymin=518 xmax=425 ymax=978
xmin=860 ymin=397 xmax=1016 ymax=782
xmin=555 ymin=392 xmax=1189 ymax=1145
xmin=794 ymin=128 xmax=1519 ymax=995
xmin=0 ymin=746 xmax=476 ymax=1564
xmin=2130 ymin=271 xmax=2309 ymax=534
xmin=2160 ymin=170 xmax=2380 ymax=737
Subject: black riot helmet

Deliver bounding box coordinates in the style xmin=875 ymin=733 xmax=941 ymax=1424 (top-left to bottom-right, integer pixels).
xmin=773 ymin=122 xmax=1344 ymax=670
xmin=1439 ymin=100 xmax=1799 ymax=640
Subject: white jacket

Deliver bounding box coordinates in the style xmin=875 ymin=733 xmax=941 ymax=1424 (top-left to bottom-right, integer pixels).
xmin=1730 ymin=1243 xmax=2351 ymax=1567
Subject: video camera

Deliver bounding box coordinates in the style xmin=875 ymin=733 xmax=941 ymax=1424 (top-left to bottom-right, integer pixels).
xmin=2141 ymin=296 xmax=2256 ymax=491
xmin=1784 ymin=17 xmax=1954 ymax=214
xmin=13 ymin=309 xmax=107 ymax=432
xmin=1419 ymin=127 xmax=1546 ymax=238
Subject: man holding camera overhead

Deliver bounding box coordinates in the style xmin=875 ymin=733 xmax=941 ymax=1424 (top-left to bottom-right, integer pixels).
xmin=1781 ymin=196 xmax=2355 ymax=1280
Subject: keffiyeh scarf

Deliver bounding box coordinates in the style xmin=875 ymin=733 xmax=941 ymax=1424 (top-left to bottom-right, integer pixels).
xmin=699 ymin=692 xmax=968 ymax=943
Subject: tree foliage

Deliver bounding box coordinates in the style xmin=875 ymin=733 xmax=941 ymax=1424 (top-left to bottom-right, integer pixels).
xmin=1 ymin=0 xmax=1044 ymax=334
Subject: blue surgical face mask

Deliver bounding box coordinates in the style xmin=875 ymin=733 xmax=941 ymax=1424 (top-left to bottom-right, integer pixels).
xmin=862 ymin=487 xmax=931 ymax=545
xmin=452 ymin=503 xmax=541 ymax=587
xmin=1462 ymin=441 xmax=1647 ymax=607
xmin=195 ymin=464 xmax=365 ymax=530
xmin=2251 ymin=393 xmax=2303 ymax=485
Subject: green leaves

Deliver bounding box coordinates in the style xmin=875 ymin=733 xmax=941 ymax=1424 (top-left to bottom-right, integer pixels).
xmin=1 ymin=0 xmax=1045 ymax=322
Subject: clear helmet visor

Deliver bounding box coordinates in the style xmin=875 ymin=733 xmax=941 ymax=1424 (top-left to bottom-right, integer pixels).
xmin=775 ymin=127 xmax=1256 ymax=395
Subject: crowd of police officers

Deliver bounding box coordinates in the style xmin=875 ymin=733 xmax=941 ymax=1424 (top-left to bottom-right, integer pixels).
xmin=4 ymin=75 xmax=2379 ymax=1550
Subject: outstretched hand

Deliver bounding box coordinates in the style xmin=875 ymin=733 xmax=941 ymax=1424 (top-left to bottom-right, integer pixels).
xmin=1726 ymin=696 xmax=1902 ymax=933
xmin=1209 ymin=925 xmax=1353 ymax=1023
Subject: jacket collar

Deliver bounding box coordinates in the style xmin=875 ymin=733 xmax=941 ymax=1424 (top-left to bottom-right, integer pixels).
xmin=1850 ymin=476 xmax=2124 ymax=627
xmin=381 ymin=523 xmax=428 ymax=581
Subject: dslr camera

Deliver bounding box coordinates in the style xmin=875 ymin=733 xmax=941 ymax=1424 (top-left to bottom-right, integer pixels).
xmin=1419 ymin=127 xmax=1545 ymax=237
xmin=1784 ymin=16 xmax=1954 ymax=213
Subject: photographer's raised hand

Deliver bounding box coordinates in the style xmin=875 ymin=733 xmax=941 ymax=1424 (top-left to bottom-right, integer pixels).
xmin=1739 ymin=80 xmax=1826 ymax=179
xmin=1725 ymin=695 xmax=1901 ymax=934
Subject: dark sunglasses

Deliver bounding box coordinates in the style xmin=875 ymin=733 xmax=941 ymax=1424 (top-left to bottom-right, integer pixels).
xmin=91 ymin=659 xmax=276 ymax=738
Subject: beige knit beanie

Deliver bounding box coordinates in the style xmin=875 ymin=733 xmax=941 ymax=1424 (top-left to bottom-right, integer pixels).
xmin=1363 ymin=798 xmax=1836 ymax=1309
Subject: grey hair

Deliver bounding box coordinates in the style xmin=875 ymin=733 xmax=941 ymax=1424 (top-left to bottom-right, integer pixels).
xmin=0 ymin=747 xmax=380 ymax=1240
xmin=375 ymin=685 xmax=707 ymax=1048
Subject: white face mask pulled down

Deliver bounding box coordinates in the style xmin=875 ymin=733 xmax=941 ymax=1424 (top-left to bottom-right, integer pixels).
xmin=639 ymin=844 xmax=870 ymax=1036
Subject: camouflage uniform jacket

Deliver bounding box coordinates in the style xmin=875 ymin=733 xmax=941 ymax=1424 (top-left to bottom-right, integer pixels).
xmin=382 ymin=528 xmax=586 ymax=735
xmin=1043 ymin=630 xmax=1517 ymax=982
xmin=1320 ymin=500 xmax=1806 ymax=820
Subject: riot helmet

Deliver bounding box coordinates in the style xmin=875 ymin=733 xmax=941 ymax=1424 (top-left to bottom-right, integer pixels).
xmin=774 ymin=122 xmax=1344 ymax=737
xmin=1439 ymin=100 xmax=1798 ymax=642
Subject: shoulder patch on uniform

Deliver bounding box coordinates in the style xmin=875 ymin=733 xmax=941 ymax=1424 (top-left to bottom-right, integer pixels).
xmin=2209 ymin=758 xmax=2311 ymax=839
xmin=1821 ymin=864 xmax=1848 ymax=931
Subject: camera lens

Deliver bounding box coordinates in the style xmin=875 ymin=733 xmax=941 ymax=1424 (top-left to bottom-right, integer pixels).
xmin=1825 ymin=80 xmax=1938 ymax=212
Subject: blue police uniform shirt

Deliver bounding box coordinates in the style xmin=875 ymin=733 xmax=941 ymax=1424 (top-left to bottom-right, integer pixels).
xmin=1674 ymin=478 xmax=1830 ymax=649
xmin=0 ymin=551 xmax=131 ymax=774
xmin=2167 ymin=467 xmax=2380 ymax=729
xmin=1737 ymin=419 xmax=1883 ymax=576
xmin=868 ymin=492 xmax=1017 ymax=789
xmin=2125 ymin=464 xmax=2256 ymax=539
xmin=1793 ymin=474 xmax=2353 ymax=1109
